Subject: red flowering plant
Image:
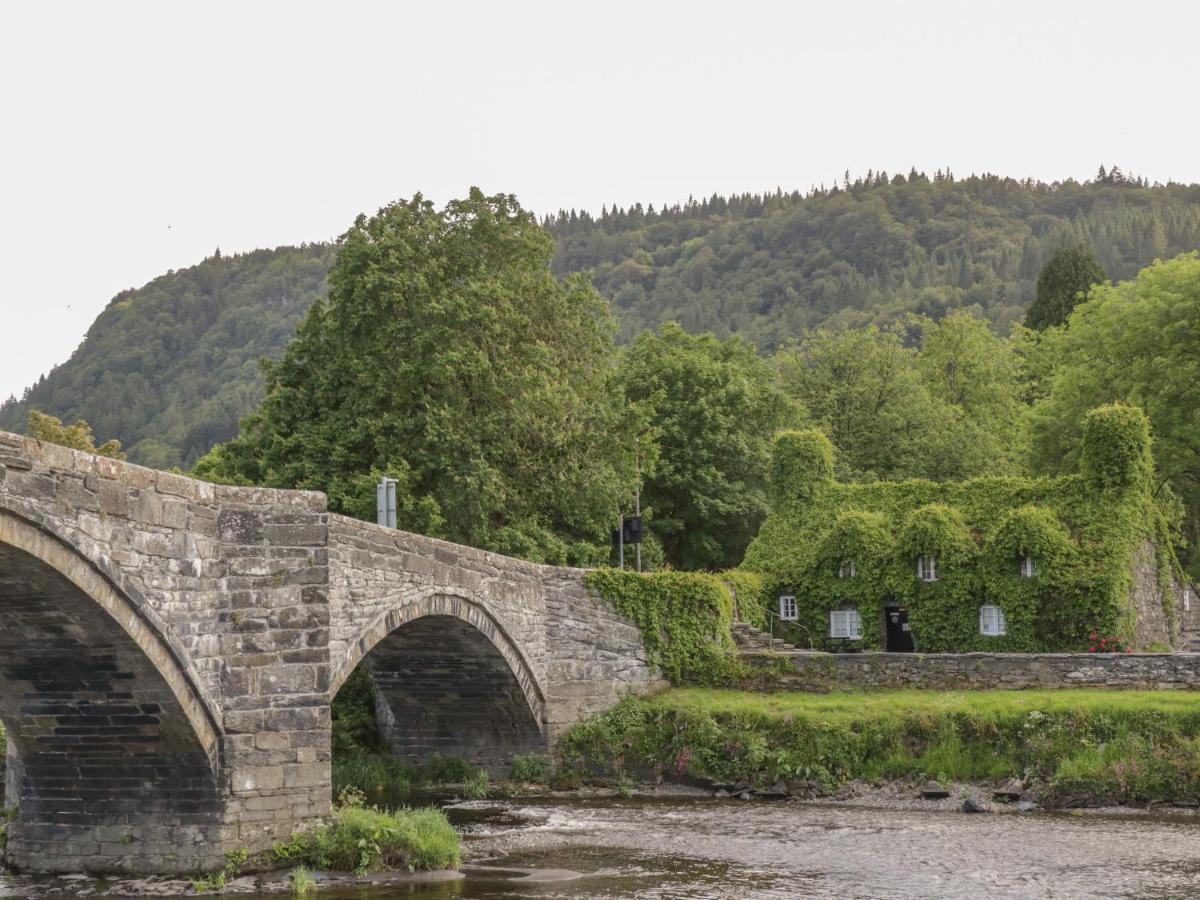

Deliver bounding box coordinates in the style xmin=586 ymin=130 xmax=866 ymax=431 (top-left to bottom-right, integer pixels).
xmin=674 ymin=747 xmax=694 ymax=777
xmin=1088 ymin=632 xmax=1131 ymax=653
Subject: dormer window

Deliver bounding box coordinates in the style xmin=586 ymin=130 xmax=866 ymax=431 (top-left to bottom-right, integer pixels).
xmin=839 ymin=560 xmax=856 ymax=579
xmin=1020 ymin=556 xmax=1037 ymax=578
xmin=979 ymin=604 xmax=1007 ymax=636
xmin=778 ymin=594 xmax=798 ymax=621
xmin=917 ymin=555 xmax=938 ymax=582
xmin=830 ymin=608 xmax=863 ymax=640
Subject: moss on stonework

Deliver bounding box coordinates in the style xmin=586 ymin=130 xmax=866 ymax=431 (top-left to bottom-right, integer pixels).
xmin=742 ymin=404 xmax=1184 ymax=652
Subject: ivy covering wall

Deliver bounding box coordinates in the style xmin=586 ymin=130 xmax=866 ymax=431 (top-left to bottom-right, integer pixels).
xmin=585 ymin=569 xmax=739 ymax=683
xmin=742 ymin=405 xmax=1182 ymax=652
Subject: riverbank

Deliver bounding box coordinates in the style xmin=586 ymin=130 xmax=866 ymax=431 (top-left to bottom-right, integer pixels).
xmin=15 ymin=794 xmax=1200 ymax=899
xmin=557 ymin=688 xmax=1200 ymax=808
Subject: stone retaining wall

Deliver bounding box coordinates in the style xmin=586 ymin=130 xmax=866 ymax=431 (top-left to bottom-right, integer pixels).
xmin=745 ymin=649 xmax=1200 ymax=691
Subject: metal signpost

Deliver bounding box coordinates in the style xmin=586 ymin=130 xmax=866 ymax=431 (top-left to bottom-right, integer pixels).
xmin=376 ymin=477 xmax=398 ymax=528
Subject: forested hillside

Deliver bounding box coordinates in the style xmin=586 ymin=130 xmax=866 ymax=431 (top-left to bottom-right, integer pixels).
xmin=548 ymin=168 xmax=1200 ymax=346
xmin=0 ymin=245 xmax=334 ymax=467
xmin=4 ymin=170 xmax=1200 ymax=468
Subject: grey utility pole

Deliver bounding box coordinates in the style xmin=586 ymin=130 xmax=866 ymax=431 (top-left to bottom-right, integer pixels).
xmin=376 ymin=477 xmax=398 ymax=528
xmin=635 ymin=437 xmax=642 ymax=572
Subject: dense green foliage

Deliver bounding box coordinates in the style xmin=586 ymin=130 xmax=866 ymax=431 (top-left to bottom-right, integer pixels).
xmin=1024 ymin=244 xmax=1109 ymax=330
xmin=26 ymin=410 xmax=125 ymax=459
xmin=777 ymin=314 xmax=1027 ymax=482
xmin=195 ymin=191 xmax=638 ymax=565
xmin=0 ymin=245 xmax=333 ymax=467
xmin=549 ymin=171 xmax=1200 ymax=345
xmin=743 ymin=405 xmax=1180 ymax=651
xmin=617 ymin=323 xmax=795 ymax=570
xmin=1029 ymin=254 xmax=1200 ymax=575
xmin=5 ymin=179 xmax=1200 ymax=575
xmin=560 ymin=688 xmax=1200 ymax=807
xmin=330 ymin=751 xmax=492 ymax=804
xmin=7 ymin=173 xmax=1199 ymax=474
xmin=585 ymin=569 xmax=738 ymax=683
xmin=721 ymin=569 xmax=772 ymax=631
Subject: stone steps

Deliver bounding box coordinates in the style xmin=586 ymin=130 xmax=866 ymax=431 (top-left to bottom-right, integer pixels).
xmin=731 ymin=622 xmax=791 ymax=653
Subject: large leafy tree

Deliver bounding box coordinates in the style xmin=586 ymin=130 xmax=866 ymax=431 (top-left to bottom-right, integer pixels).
xmin=1024 ymin=244 xmax=1108 ymax=330
xmin=917 ymin=313 xmax=1026 ymax=470
xmin=197 ymin=190 xmax=637 ymax=564
xmin=1028 ymin=253 xmax=1200 ymax=570
xmin=618 ymin=323 xmax=795 ymax=571
xmin=777 ymin=325 xmax=936 ymax=481
xmin=778 ymin=315 xmax=1025 ymax=482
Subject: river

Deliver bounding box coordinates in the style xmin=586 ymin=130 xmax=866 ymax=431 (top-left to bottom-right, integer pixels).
xmin=5 ymin=795 xmax=1200 ymax=898
xmin=443 ymin=796 xmax=1200 ymax=898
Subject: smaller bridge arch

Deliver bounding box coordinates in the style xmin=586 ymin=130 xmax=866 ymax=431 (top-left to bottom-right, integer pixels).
xmin=333 ymin=590 xmax=549 ymax=770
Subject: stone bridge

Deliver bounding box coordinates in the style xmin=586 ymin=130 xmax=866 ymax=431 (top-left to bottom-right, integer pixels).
xmin=0 ymin=431 xmax=660 ymax=874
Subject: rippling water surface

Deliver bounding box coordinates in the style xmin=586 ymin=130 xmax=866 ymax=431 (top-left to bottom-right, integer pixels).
xmin=7 ymin=796 xmax=1200 ymax=898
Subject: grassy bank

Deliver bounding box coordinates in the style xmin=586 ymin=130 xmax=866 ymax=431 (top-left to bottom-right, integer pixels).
xmin=560 ymin=688 xmax=1200 ymax=807
xmin=192 ymin=792 xmax=460 ymax=891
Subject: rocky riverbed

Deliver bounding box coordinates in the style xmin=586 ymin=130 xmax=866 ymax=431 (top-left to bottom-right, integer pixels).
xmin=6 ymin=786 xmax=1200 ymax=898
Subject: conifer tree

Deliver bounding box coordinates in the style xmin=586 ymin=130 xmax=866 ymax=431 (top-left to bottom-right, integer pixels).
xmin=1025 ymin=244 xmax=1109 ymax=330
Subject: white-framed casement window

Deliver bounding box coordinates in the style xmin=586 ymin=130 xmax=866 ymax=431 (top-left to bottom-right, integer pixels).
xmin=830 ymin=608 xmax=863 ymax=640
xmin=979 ymin=604 xmax=1007 ymax=636
xmin=1019 ymin=556 xmax=1037 ymax=578
xmin=917 ymin=555 xmax=938 ymax=582
xmin=778 ymin=594 xmax=798 ymax=621
xmin=838 ymin=560 xmax=857 ymax=579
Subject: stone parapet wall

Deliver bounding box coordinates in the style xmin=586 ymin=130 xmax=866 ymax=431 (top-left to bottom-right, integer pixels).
xmin=745 ymin=649 xmax=1200 ymax=691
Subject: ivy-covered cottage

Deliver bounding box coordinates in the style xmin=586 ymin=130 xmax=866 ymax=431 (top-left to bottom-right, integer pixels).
xmin=742 ymin=404 xmax=1187 ymax=653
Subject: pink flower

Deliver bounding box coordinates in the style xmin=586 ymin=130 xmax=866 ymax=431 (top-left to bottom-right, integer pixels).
xmin=1089 ymin=647 xmax=1097 ymax=653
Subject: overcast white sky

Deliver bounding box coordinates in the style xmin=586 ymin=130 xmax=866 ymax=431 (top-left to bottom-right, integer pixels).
xmin=2 ymin=0 xmax=1198 ymax=401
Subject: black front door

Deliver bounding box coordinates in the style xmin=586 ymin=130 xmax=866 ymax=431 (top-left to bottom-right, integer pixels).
xmin=885 ymin=605 xmax=914 ymax=652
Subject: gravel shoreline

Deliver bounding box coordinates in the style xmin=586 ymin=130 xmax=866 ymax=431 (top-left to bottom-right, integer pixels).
xmin=544 ymin=777 xmax=1200 ymax=819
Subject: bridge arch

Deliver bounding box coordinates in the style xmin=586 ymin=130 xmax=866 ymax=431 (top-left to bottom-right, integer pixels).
xmin=0 ymin=509 xmax=223 ymax=872
xmin=332 ymin=590 xmax=548 ymax=770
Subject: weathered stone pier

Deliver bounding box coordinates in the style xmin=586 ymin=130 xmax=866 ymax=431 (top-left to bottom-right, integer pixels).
xmin=0 ymin=430 xmax=658 ymax=874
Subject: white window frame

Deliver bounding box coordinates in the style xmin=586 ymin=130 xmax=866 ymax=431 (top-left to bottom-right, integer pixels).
xmin=917 ymin=555 xmax=938 ymax=582
xmin=979 ymin=604 xmax=1007 ymax=636
xmin=1020 ymin=556 xmax=1037 ymax=578
xmin=778 ymin=594 xmax=798 ymax=621
xmin=830 ymin=608 xmax=863 ymax=640
xmin=839 ymin=560 xmax=857 ymax=579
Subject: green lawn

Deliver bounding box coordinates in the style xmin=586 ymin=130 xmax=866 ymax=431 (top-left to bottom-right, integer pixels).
xmin=652 ymin=687 xmax=1200 ymax=723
